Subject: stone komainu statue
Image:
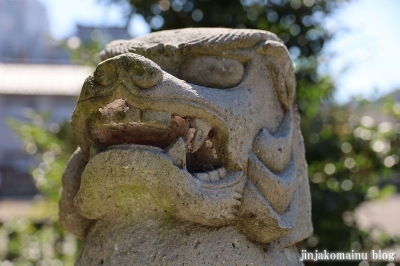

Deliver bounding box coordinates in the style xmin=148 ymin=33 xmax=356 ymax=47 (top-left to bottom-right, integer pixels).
xmin=59 ymin=28 xmax=312 ymax=265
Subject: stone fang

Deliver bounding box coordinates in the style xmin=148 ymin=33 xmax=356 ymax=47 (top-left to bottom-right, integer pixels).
xmin=165 ymin=137 xmax=186 ymax=168
xmin=189 ymin=118 xmax=212 ymax=152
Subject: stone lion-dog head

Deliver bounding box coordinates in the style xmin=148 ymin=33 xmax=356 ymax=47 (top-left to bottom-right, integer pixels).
xmin=60 ymin=28 xmax=312 ymax=251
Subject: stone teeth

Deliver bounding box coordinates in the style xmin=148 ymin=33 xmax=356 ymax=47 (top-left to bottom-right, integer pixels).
xmin=192 ymin=167 xmax=227 ymax=182
xmin=98 ymin=99 xmax=142 ymax=124
xmin=99 ymin=98 xmax=128 ymax=118
xmin=142 ymin=109 xmax=171 ymax=129
xmin=192 ymin=173 xmax=210 ymax=182
xmin=217 ymin=167 xmax=227 ymax=178
xmin=124 ymin=107 xmax=141 ymax=123
xmin=189 ymin=118 xmax=212 ymax=153
xmin=97 ymin=98 xmax=172 ymax=127
xmin=165 ymin=137 xmax=186 ymax=168
xmin=208 ymin=171 xmax=220 ymax=182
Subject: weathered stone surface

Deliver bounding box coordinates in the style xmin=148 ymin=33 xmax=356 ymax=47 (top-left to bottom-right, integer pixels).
xmin=59 ymin=28 xmax=312 ymax=265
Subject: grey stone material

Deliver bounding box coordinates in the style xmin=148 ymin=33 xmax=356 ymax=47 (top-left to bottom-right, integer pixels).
xmin=59 ymin=28 xmax=312 ymax=265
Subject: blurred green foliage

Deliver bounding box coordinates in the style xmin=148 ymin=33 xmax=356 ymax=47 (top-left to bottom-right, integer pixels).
xmin=61 ymin=38 xmax=102 ymax=66
xmin=6 ymin=110 xmax=76 ymax=201
xmin=301 ymin=99 xmax=400 ymax=265
xmin=1 ymin=110 xmax=78 ymax=266
xmin=2 ymin=0 xmax=399 ymax=265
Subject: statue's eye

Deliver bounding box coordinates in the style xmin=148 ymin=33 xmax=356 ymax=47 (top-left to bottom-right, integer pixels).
xmin=179 ymin=56 xmax=244 ymax=89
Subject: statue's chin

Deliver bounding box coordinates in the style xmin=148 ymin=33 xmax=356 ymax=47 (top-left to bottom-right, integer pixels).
xmin=74 ymin=144 xmax=246 ymax=226
xmin=74 ymin=144 xmax=184 ymax=220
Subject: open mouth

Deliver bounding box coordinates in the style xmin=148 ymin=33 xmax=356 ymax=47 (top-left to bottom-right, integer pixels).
xmin=88 ymin=98 xmax=230 ymax=182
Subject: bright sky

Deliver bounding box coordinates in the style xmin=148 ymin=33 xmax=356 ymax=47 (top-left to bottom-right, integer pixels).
xmin=38 ymin=0 xmax=150 ymax=38
xmin=38 ymin=0 xmax=400 ymax=103
xmin=324 ymin=0 xmax=400 ymax=103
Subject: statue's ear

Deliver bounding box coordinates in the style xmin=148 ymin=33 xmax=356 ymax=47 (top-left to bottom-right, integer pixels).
xmin=256 ymin=41 xmax=296 ymax=110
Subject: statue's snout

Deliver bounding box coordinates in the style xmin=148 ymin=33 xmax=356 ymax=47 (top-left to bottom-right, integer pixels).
xmin=94 ymin=53 xmax=163 ymax=90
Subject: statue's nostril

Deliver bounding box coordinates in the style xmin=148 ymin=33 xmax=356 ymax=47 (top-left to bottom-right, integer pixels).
xmin=129 ymin=57 xmax=163 ymax=89
xmin=94 ymin=62 xmax=116 ymax=87
xmin=93 ymin=53 xmax=163 ymax=91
